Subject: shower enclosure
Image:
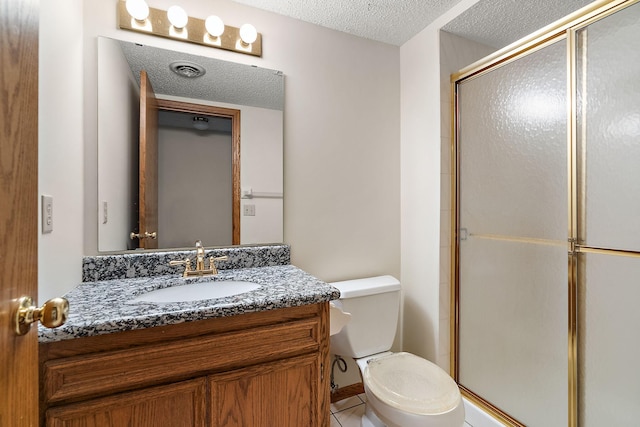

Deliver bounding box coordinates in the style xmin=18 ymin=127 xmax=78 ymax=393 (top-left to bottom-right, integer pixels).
xmin=452 ymin=0 xmax=640 ymax=425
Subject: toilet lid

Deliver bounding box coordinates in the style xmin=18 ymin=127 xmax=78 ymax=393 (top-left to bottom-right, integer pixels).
xmin=364 ymin=352 xmax=461 ymax=415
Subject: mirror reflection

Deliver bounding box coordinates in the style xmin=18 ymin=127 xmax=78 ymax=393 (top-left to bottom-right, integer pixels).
xmin=97 ymin=37 xmax=284 ymax=252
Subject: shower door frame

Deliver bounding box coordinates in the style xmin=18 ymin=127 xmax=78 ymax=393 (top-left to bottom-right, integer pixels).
xmin=450 ymin=0 xmax=640 ymax=426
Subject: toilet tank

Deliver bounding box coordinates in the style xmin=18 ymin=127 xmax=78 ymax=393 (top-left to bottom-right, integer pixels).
xmin=330 ymin=275 xmax=400 ymax=359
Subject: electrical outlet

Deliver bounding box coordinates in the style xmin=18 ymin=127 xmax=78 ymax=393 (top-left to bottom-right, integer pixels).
xmin=243 ymin=204 xmax=256 ymax=216
xmin=42 ymin=195 xmax=53 ymax=234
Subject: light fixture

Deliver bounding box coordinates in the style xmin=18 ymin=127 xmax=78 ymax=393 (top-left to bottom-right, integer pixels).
xmin=205 ymin=15 xmax=225 ymax=38
xmin=167 ymin=5 xmax=188 ymax=29
xmin=193 ymin=116 xmax=209 ymax=130
xmin=125 ymin=0 xmax=149 ymax=21
xmin=118 ymin=1 xmax=262 ymax=57
xmin=239 ymin=23 xmax=257 ymax=45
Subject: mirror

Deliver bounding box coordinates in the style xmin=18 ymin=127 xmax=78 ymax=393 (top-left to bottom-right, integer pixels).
xmin=97 ymin=37 xmax=284 ymax=252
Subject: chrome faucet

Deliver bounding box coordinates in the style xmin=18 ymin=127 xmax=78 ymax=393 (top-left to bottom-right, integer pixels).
xmin=169 ymin=240 xmax=229 ymax=277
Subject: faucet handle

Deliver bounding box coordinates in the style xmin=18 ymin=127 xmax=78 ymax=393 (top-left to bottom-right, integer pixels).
xmin=208 ymin=255 xmax=229 ymax=275
xmin=169 ymin=258 xmax=192 ymax=277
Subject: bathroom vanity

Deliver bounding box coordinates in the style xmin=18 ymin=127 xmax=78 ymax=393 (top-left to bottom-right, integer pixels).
xmin=38 ymin=247 xmax=339 ymax=427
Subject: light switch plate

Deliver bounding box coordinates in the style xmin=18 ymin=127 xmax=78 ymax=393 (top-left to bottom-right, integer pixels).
xmin=42 ymin=195 xmax=53 ymax=234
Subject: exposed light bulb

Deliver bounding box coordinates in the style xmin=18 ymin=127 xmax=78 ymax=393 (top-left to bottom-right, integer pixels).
xmin=205 ymin=15 xmax=225 ymax=37
xmin=239 ymin=23 xmax=257 ymax=44
xmin=125 ymin=0 xmax=149 ymax=21
xmin=167 ymin=5 xmax=188 ymax=29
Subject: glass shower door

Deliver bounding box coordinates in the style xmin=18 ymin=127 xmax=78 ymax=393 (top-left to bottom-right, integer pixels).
xmin=576 ymin=3 xmax=640 ymax=425
xmin=456 ymin=38 xmax=569 ymax=426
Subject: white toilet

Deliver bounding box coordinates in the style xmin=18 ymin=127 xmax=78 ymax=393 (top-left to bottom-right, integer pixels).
xmin=330 ymin=275 xmax=465 ymax=427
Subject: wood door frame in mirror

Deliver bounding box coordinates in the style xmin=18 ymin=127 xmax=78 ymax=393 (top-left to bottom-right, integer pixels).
xmin=156 ymin=99 xmax=241 ymax=245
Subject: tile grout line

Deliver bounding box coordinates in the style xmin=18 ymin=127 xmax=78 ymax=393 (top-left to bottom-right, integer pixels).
xmin=330 ymin=396 xmax=366 ymax=414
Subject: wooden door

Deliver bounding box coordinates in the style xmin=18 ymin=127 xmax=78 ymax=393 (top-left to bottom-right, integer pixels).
xmin=138 ymin=70 xmax=159 ymax=249
xmin=0 ymin=0 xmax=40 ymax=425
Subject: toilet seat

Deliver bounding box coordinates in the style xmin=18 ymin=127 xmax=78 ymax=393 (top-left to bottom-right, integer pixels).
xmin=363 ymin=352 xmax=461 ymax=415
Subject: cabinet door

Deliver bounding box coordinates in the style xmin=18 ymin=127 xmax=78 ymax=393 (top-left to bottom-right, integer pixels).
xmin=46 ymin=378 xmax=206 ymax=427
xmin=209 ymin=354 xmax=321 ymax=427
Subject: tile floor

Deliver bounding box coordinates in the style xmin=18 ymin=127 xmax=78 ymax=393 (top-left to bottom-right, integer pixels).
xmin=330 ymin=395 xmax=473 ymax=427
xmin=330 ymin=395 xmax=367 ymax=427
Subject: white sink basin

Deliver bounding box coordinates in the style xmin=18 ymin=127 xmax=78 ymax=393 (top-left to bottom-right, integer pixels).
xmin=131 ymin=280 xmax=261 ymax=303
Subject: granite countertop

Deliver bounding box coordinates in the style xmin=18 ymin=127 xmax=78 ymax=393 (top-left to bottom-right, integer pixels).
xmin=39 ymin=265 xmax=340 ymax=343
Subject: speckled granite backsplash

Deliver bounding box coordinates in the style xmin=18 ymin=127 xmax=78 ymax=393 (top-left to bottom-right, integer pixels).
xmin=83 ymin=244 xmax=290 ymax=282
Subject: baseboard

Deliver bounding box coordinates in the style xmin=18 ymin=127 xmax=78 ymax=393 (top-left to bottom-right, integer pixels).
xmin=330 ymin=382 xmax=365 ymax=403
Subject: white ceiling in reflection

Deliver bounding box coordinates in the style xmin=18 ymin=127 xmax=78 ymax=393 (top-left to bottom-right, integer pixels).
xmin=118 ymin=39 xmax=284 ymax=110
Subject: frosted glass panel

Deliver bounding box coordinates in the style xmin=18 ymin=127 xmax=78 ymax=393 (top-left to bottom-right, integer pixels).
xmin=580 ymin=253 xmax=640 ymax=426
xmin=459 ymin=238 xmax=568 ymax=426
xmin=458 ymin=40 xmax=567 ymax=241
xmin=457 ymin=38 xmax=568 ymax=425
xmin=577 ymin=3 xmax=640 ymax=251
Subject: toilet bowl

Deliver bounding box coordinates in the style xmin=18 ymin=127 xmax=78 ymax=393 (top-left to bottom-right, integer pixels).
xmin=329 ymin=276 xmax=465 ymax=427
xmin=358 ymin=352 xmax=464 ymax=427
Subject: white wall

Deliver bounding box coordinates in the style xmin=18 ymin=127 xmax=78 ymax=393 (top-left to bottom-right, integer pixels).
xmin=38 ymin=1 xmax=84 ymax=302
xmin=237 ymin=105 xmax=283 ymax=245
xmin=400 ymin=0 xmax=483 ymax=365
xmin=38 ymin=0 xmax=400 ymax=299
xmin=97 ymin=37 xmax=139 ymax=252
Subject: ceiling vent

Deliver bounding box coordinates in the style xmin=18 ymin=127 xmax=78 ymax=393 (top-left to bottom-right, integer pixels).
xmin=169 ymin=61 xmax=206 ymax=78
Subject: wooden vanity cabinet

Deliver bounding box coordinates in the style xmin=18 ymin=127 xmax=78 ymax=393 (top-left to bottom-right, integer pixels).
xmin=39 ymin=303 xmax=331 ymax=427
xmin=45 ymin=378 xmax=207 ymax=427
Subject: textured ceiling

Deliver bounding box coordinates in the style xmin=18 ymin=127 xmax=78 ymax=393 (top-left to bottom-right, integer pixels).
xmin=232 ymin=0 xmax=465 ymax=46
xmin=443 ymin=0 xmax=596 ymax=49
xmin=117 ymin=39 xmax=284 ymax=110
xmin=234 ymin=0 xmax=597 ymax=48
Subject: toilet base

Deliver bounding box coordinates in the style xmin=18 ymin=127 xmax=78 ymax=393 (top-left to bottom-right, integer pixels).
xmin=361 ymin=400 xmax=465 ymax=427
xmin=361 ymin=404 xmax=385 ymax=427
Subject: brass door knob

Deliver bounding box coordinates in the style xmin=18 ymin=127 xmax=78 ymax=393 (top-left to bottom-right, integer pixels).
xmin=13 ymin=296 xmax=69 ymax=336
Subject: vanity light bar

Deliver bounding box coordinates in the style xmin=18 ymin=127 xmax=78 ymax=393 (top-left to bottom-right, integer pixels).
xmin=117 ymin=1 xmax=262 ymax=57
